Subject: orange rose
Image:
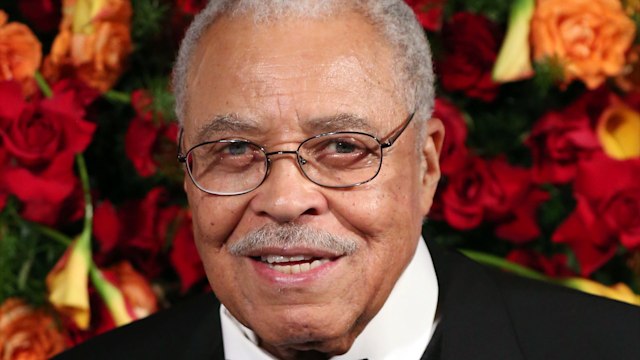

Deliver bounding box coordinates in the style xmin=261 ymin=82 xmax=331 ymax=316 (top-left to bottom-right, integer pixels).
xmin=0 ymin=298 xmax=68 ymax=359
xmin=43 ymin=0 xmax=133 ymax=92
xmin=531 ymin=0 xmax=636 ymax=89
xmin=104 ymin=261 xmax=159 ymax=320
xmin=0 ymin=11 xmax=42 ymax=96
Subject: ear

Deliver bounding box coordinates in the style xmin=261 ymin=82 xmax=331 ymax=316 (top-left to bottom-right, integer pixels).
xmin=419 ymin=117 xmax=444 ymax=216
xmin=184 ymin=172 xmax=190 ymax=193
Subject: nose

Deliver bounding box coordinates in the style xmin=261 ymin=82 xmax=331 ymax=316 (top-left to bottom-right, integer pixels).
xmin=248 ymin=154 xmax=328 ymax=223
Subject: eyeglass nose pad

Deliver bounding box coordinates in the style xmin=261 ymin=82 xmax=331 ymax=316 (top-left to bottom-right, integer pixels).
xmin=298 ymin=157 xmax=308 ymax=166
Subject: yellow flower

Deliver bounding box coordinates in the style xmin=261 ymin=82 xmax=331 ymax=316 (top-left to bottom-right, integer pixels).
xmin=43 ymin=0 xmax=132 ymax=92
xmin=531 ymin=0 xmax=636 ymax=89
xmin=46 ymin=234 xmax=92 ymax=330
xmin=492 ymin=0 xmax=535 ymax=82
xmin=562 ymin=278 xmax=640 ymax=306
xmin=89 ymin=265 xmax=135 ymax=326
xmin=596 ymin=102 xmax=640 ymax=160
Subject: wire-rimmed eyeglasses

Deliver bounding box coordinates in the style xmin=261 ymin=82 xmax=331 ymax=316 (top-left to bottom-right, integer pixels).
xmin=177 ymin=112 xmax=415 ymax=196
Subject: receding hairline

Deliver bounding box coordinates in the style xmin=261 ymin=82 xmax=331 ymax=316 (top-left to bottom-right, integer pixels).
xmin=173 ymin=0 xmax=436 ymax=150
xmin=184 ymin=8 xmax=400 ymax=95
xmin=181 ymin=7 xmax=404 ymax=116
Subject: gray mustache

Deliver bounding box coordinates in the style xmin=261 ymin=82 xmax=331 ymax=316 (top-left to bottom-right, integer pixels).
xmin=228 ymin=223 xmax=359 ymax=256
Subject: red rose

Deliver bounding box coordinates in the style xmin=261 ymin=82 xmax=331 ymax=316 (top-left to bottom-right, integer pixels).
xmin=438 ymin=12 xmax=500 ymax=102
xmin=176 ymin=0 xmax=207 ymax=15
xmin=493 ymin=185 xmax=549 ymax=244
xmin=553 ymin=155 xmax=640 ymax=275
xmin=93 ymin=187 xmax=180 ymax=278
xmin=441 ymin=156 xmax=548 ymax=242
xmin=0 ymin=81 xmax=24 ymax=121
xmin=623 ymin=91 xmax=640 ymax=110
xmin=405 ymin=0 xmax=446 ymax=31
xmin=1 ymin=81 xmax=96 ymax=165
xmin=125 ymin=90 xmax=179 ymax=178
xmin=18 ymin=0 xmax=62 ymax=33
xmin=93 ymin=200 xmax=121 ymax=255
xmin=4 ymin=153 xmax=82 ymax=224
xmin=527 ymin=91 xmax=606 ymax=184
xmin=169 ymin=211 xmax=206 ymax=293
xmin=0 ymin=146 xmax=8 ymax=211
xmin=433 ymin=98 xmax=468 ymax=175
xmin=506 ymin=249 xmax=575 ymax=277
xmin=0 ymin=80 xmax=96 ymax=224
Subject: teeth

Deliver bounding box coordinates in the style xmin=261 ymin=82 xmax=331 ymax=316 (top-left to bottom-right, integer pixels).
xmin=261 ymin=255 xmax=312 ymax=264
xmin=291 ymin=264 xmax=301 ymax=274
xmin=299 ymin=262 xmax=310 ymax=272
xmin=260 ymin=256 xmax=331 ymax=274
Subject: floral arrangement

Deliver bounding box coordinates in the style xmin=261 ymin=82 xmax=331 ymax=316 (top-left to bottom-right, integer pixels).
xmin=0 ymin=0 xmax=638 ymax=357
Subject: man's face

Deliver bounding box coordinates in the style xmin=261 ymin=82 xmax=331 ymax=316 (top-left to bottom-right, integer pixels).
xmin=182 ymin=11 xmax=442 ymax=358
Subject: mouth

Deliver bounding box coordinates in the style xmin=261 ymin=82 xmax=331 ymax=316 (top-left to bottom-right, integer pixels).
xmin=254 ymin=255 xmax=334 ymax=274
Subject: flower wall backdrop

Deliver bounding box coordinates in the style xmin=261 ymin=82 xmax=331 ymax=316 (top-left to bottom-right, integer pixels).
xmin=0 ymin=0 xmax=639 ymax=357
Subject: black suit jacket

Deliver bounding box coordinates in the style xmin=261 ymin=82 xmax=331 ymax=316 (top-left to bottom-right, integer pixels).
xmin=54 ymin=243 xmax=640 ymax=359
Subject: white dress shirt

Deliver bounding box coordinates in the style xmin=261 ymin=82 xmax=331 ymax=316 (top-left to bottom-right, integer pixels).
xmin=220 ymin=238 xmax=439 ymax=360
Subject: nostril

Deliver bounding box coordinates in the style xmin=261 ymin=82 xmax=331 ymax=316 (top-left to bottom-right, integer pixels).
xmin=302 ymin=207 xmax=319 ymax=216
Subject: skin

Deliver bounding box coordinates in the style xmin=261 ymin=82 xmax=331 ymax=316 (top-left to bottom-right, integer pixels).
xmin=182 ymin=10 xmax=444 ymax=360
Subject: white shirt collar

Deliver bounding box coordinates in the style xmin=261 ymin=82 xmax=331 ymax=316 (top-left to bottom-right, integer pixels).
xmin=220 ymin=237 xmax=439 ymax=360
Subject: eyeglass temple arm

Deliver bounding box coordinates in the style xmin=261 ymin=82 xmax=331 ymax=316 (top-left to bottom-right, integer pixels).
xmin=177 ymin=127 xmax=187 ymax=163
xmin=381 ymin=111 xmax=416 ymax=148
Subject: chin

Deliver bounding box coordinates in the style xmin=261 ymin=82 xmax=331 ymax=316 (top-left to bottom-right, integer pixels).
xmin=250 ymin=306 xmax=362 ymax=356
xmin=260 ymin=330 xmax=357 ymax=359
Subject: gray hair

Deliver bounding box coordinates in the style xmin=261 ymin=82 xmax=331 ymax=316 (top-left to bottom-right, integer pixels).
xmin=173 ymin=0 xmax=435 ymax=134
xmin=228 ymin=222 xmax=358 ymax=257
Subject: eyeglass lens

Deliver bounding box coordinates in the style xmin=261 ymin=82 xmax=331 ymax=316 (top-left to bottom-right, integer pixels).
xmin=186 ymin=133 xmax=383 ymax=195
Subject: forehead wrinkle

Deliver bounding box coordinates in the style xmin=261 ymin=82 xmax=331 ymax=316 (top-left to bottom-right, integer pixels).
xmin=194 ymin=114 xmax=261 ymax=143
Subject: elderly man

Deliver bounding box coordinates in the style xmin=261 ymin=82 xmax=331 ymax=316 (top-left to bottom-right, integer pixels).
xmin=56 ymin=0 xmax=639 ymax=359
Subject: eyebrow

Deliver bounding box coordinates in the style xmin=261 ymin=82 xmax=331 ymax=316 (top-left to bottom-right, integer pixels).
xmin=302 ymin=113 xmax=376 ymax=134
xmin=194 ymin=114 xmax=261 ymax=144
xmin=193 ymin=112 xmax=377 ymax=144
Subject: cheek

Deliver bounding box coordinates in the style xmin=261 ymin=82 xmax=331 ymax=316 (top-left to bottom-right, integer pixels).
xmin=186 ymin=185 xmax=248 ymax=249
xmin=329 ymin=172 xmax=422 ymax=240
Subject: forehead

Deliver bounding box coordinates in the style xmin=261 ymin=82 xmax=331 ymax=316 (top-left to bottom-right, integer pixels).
xmin=184 ymin=11 xmax=404 ymax=140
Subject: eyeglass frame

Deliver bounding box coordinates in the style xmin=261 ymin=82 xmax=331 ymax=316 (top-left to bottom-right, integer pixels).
xmin=177 ymin=111 xmax=416 ymax=196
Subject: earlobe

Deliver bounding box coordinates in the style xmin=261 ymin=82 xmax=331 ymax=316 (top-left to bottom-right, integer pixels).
xmin=420 ymin=118 xmax=445 ymax=214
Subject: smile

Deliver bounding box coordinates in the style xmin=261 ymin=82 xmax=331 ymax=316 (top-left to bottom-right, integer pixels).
xmin=259 ymin=255 xmax=332 ymax=274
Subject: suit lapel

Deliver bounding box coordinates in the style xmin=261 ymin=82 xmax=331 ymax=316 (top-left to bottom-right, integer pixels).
xmin=180 ymin=293 xmax=225 ymax=359
xmin=423 ymin=242 xmax=525 ymax=360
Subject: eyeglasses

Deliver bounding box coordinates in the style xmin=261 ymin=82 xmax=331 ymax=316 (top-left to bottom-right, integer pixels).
xmin=177 ymin=112 xmax=415 ymax=196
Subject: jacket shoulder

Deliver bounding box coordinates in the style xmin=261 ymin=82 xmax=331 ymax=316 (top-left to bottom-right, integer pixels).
xmin=488 ymin=267 xmax=640 ymax=359
xmin=53 ymin=292 xmax=223 ymax=360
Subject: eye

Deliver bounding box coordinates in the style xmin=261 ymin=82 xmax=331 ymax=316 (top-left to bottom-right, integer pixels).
xmin=312 ymin=137 xmax=369 ymax=158
xmin=302 ymin=134 xmax=380 ymax=170
xmin=327 ymin=140 xmax=358 ymax=154
xmin=224 ymin=142 xmax=250 ymax=156
xmin=191 ymin=141 xmax=264 ymax=172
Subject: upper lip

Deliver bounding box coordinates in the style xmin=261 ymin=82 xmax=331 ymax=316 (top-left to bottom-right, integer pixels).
xmin=240 ymin=247 xmax=344 ymax=259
